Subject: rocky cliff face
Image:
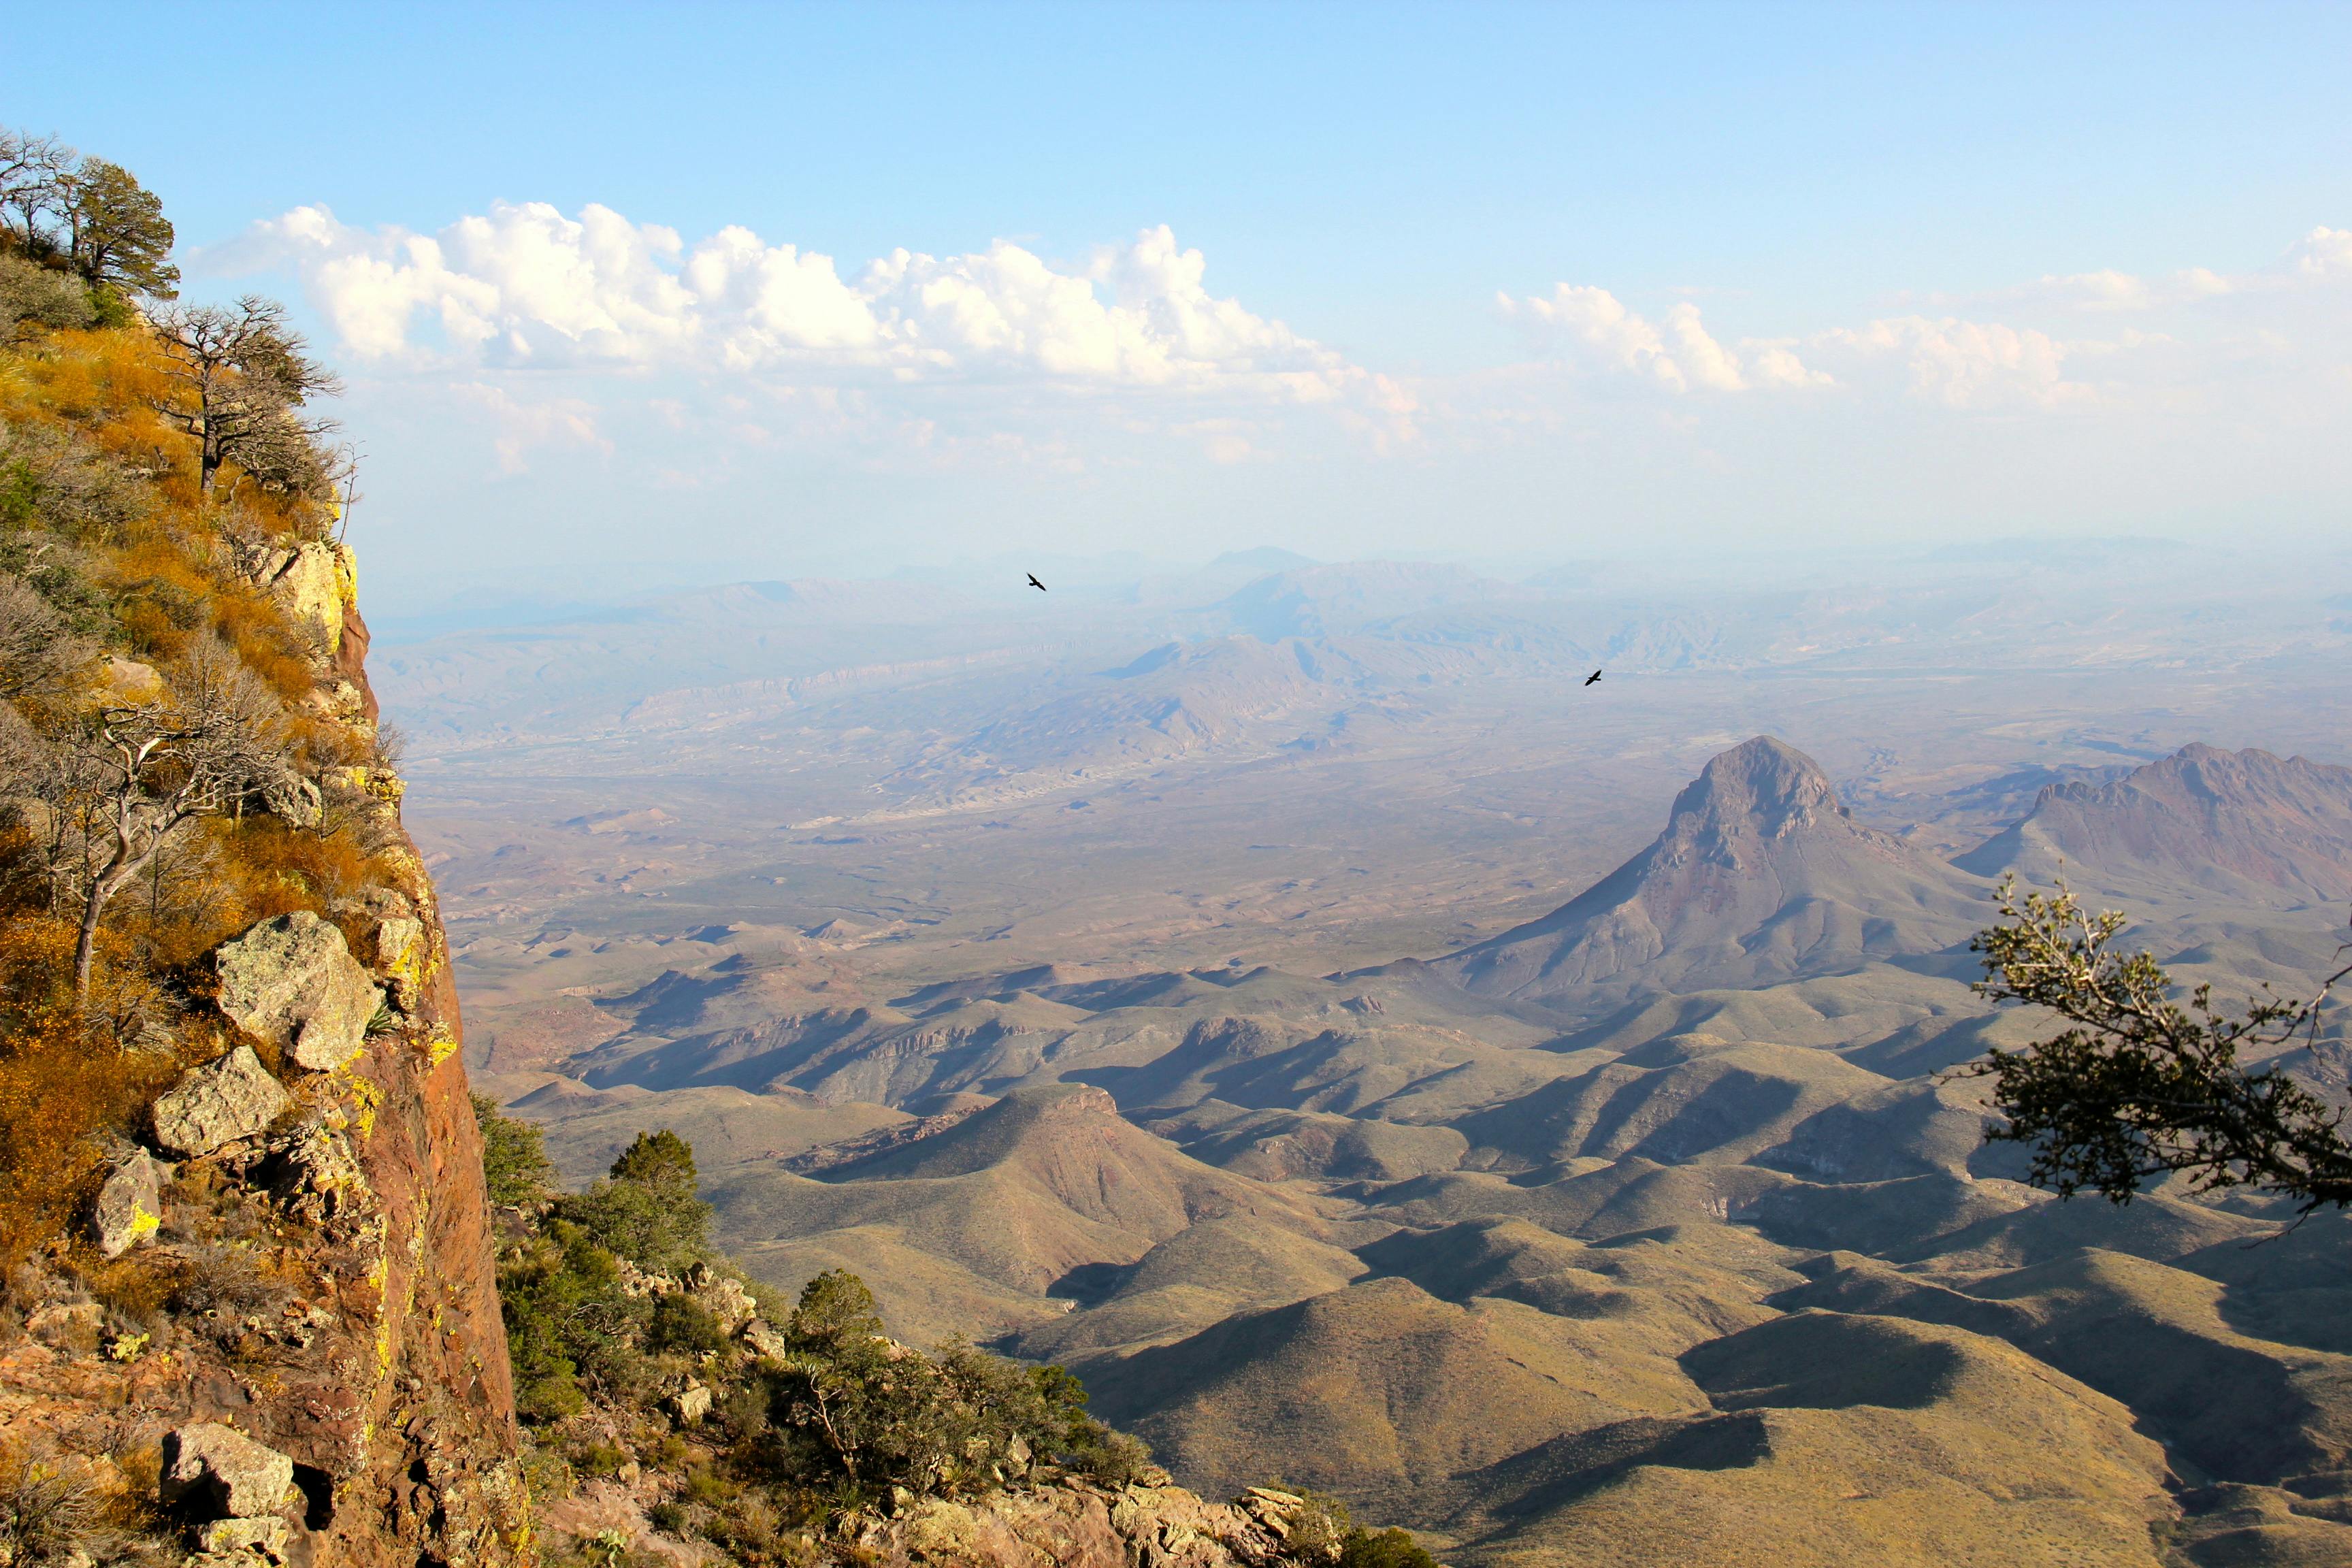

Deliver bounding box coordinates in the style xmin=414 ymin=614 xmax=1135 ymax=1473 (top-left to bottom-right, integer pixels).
xmin=1 ymin=547 xmax=529 ymax=1568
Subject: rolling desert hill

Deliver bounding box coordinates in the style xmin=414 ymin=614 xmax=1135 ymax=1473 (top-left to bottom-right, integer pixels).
xmin=1078 ymin=1275 xmax=1714 ymax=1515
xmin=1433 ymin=1311 xmax=2172 ymax=1568
xmin=698 ymin=1083 xmax=1335 ymax=1339
xmin=460 ymin=698 xmax=2352 ymax=1564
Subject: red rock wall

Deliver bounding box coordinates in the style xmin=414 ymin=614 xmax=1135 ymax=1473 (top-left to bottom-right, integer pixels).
xmin=324 ymin=598 xmax=530 ymax=1568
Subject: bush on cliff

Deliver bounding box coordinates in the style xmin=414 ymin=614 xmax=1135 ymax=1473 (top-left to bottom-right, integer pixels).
xmin=555 ymin=1129 xmax=713 ymax=1275
xmin=472 ymin=1092 xmax=556 ymax=1209
xmin=744 ymin=1268 xmax=1149 ymax=1501
xmin=475 ymin=1107 xmax=1156 ymax=1561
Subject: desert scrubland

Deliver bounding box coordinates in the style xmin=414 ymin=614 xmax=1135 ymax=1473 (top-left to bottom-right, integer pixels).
xmin=393 ymin=549 xmax=2352 ymax=1565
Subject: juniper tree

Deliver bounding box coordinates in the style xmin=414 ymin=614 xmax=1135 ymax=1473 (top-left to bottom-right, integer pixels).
xmin=65 ymin=159 xmax=176 ymax=299
xmin=1966 ymin=876 xmax=2352 ymax=1213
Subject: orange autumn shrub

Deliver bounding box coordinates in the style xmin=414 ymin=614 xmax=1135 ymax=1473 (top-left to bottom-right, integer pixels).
xmin=1 ymin=299 xmax=353 ymax=1260
xmin=0 ymin=919 xmax=174 ymax=1267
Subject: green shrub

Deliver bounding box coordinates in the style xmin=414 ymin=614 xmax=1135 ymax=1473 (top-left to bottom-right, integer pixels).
xmin=553 ymin=1130 xmax=713 ymax=1275
xmin=497 ymin=1223 xmax=649 ymax=1422
xmin=740 ymin=1270 xmax=1149 ymax=1505
xmin=1341 ymin=1526 xmax=1441 ymax=1568
xmin=647 ymin=1291 xmax=727 ymax=1357
xmin=472 ymin=1093 xmax=556 ymax=1209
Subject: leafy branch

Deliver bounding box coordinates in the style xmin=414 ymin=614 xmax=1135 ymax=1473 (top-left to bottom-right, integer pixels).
xmin=1962 ymin=875 xmax=2352 ymax=1212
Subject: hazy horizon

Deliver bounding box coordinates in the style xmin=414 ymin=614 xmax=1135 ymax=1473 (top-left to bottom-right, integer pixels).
xmin=21 ymin=0 xmax=2352 ymax=607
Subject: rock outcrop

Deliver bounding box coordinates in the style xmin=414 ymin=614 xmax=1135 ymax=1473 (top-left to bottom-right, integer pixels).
xmin=2 ymin=546 xmax=529 ymax=1568
xmin=845 ymin=1480 xmax=1328 ymax=1568
xmin=150 ymin=1046 xmax=292 ymax=1158
xmin=214 ymin=911 xmax=386 ymax=1071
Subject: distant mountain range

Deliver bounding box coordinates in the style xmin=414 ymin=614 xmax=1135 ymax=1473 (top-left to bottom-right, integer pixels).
xmin=378 ymin=555 xmax=2352 ymax=776
xmin=1958 ymin=741 xmax=2352 ymax=904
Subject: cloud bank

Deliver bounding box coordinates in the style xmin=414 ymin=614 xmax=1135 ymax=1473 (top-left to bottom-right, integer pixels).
xmin=208 ymin=201 xmax=2352 ymax=579
xmin=243 ymin=204 xmax=1392 ymax=410
xmin=1499 ymin=286 xmax=1829 ymax=393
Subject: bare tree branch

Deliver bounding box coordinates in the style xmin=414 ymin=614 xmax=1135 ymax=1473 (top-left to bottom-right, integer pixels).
xmin=146 ymin=297 xmax=342 ymax=501
xmin=18 ymin=641 xmax=291 ymax=996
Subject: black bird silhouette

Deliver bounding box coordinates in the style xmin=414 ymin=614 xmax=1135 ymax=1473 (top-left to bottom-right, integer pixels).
xmin=1026 ymin=573 xmax=1046 ymax=591
xmin=1584 ymin=669 xmax=1603 ymax=686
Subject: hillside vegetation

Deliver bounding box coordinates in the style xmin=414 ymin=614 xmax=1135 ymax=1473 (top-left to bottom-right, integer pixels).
xmin=0 ymin=127 xmax=532 ymax=1568
xmin=0 ymin=135 xmax=375 ymax=1266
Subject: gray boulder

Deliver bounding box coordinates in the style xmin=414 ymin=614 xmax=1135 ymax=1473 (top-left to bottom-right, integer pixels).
xmin=215 ymin=912 xmax=384 ymax=1072
xmin=738 ymin=1318 xmax=789 ymax=1361
xmin=91 ymin=1150 xmax=170 ymax=1256
xmin=668 ymin=1382 xmax=712 ymax=1425
xmin=372 ymin=915 xmax=426 ymax=1010
xmin=162 ymin=1424 xmax=295 ymax=1518
xmin=195 ymin=1516 xmax=291 ymax=1562
xmin=152 ymin=1047 xmax=289 ymax=1159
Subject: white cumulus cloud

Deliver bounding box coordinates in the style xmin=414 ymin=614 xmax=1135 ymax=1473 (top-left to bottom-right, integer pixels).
xmin=2289 ymin=225 xmax=2352 ymax=278
xmin=1499 ymin=284 xmax=1829 ymax=392
xmin=236 ymin=204 xmax=1389 ymax=412
xmin=1823 ymin=316 xmax=2093 ymax=410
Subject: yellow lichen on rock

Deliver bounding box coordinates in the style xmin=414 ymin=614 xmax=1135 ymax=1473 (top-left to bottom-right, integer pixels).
xmin=263 ymin=540 xmax=355 ymax=654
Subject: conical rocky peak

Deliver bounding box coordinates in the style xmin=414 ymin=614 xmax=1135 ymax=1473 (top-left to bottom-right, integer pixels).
xmin=1667 ymin=736 xmax=1852 ymax=859
xmin=1435 ymin=736 xmax=1984 ymax=1006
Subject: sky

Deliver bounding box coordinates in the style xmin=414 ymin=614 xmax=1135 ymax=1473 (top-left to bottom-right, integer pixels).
xmin=12 ymin=1 xmax=2352 ymax=611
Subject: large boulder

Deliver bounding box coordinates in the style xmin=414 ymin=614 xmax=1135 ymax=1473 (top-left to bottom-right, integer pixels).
xmin=91 ymin=1149 xmax=170 ymax=1256
xmin=667 ymin=1381 xmax=712 ymax=1425
xmin=372 ymin=915 xmax=427 ymax=1011
xmin=152 ymin=1047 xmax=290 ymax=1159
xmin=162 ymin=1424 xmax=295 ymax=1519
xmin=215 ymin=912 xmax=384 ymax=1072
xmin=739 ymin=1318 xmax=789 ymax=1361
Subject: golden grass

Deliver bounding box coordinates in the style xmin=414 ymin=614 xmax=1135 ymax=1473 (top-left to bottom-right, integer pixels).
xmin=0 ymin=318 xmax=351 ymax=1261
xmin=0 ymin=919 xmax=177 ymax=1267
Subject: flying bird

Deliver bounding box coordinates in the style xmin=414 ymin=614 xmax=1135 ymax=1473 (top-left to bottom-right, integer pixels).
xmin=1027 ymin=573 xmax=1046 ymax=591
xmin=1584 ymin=669 xmax=1603 ymax=687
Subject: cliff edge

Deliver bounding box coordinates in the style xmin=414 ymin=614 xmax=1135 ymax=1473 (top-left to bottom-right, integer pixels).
xmin=0 ymin=304 xmax=527 ymax=1568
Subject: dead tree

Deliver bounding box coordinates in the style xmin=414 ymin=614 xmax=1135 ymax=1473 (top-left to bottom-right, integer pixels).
xmin=0 ymin=128 xmax=75 ymax=259
xmin=146 ymin=297 xmax=342 ymax=500
xmin=33 ymin=643 xmax=287 ymax=996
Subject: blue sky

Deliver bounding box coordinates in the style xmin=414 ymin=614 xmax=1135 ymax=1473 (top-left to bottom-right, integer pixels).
xmin=13 ymin=2 xmax=2352 ymax=606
